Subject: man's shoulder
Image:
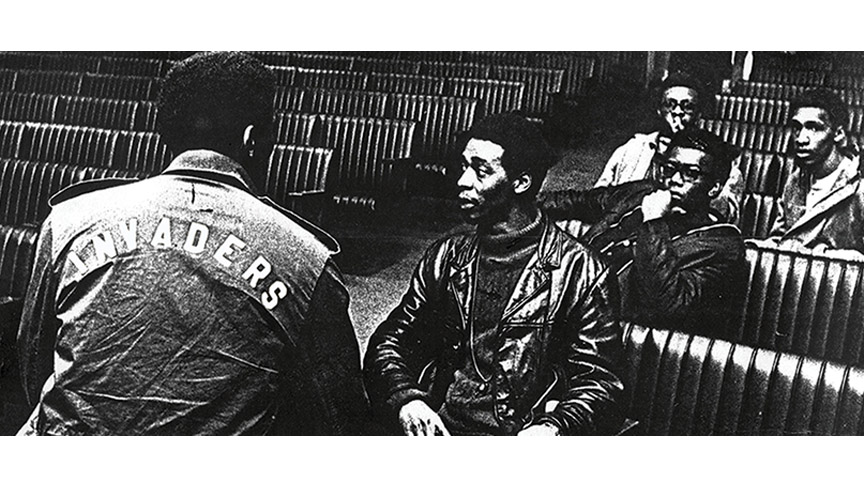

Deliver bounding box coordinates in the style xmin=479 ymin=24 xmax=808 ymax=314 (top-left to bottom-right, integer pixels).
xmin=615 ymin=132 xmax=659 ymax=150
xmin=257 ymin=196 xmax=339 ymax=255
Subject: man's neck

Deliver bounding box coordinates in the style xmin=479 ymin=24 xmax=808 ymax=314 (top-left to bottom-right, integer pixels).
xmin=478 ymin=202 xmax=540 ymax=237
xmin=811 ymin=147 xmax=844 ymax=181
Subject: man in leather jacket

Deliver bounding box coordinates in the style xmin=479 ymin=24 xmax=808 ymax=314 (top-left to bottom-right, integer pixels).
xmin=540 ymin=128 xmax=746 ymax=341
xmin=16 ymin=52 xmax=369 ymax=435
xmin=364 ymin=114 xmax=624 ymax=436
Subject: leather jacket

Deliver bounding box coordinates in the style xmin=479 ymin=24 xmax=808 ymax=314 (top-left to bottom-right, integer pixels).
xmin=540 ymin=180 xmax=746 ymax=341
xmin=363 ymin=216 xmax=624 ymax=435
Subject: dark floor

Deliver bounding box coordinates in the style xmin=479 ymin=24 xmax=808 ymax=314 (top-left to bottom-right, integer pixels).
xmin=337 ymin=137 xmax=625 ymax=357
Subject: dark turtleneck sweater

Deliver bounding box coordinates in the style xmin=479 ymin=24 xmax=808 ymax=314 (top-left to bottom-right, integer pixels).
xmin=438 ymin=211 xmax=543 ymax=435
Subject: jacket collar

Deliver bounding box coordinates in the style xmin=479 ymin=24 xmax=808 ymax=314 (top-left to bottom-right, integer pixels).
xmin=162 ymin=150 xmax=258 ymax=194
xmin=447 ymin=214 xmax=564 ymax=327
xmin=450 ymin=214 xmax=563 ymax=273
xmin=786 ymin=154 xmax=861 ymax=236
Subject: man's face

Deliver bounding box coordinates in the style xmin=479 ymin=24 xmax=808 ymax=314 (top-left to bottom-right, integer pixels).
xmin=457 ymin=138 xmax=514 ymax=225
xmin=656 ymin=146 xmax=717 ymax=211
xmin=659 ymin=86 xmax=700 ymax=134
xmin=790 ymin=107 xmax=839 ymax=168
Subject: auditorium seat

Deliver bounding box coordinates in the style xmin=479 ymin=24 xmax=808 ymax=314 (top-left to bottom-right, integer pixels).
xmin=306 ymin=88 xmax=389 ymax=118
xmin=266 ymin=145 xmax=333 ymax=224
xmin=388 ymin=93 xmax=482 ymax=159
xmin=714 ymin=95 xmax=790 ymax=126
xmin=0 ymin=92 xmax=57 ymax=124
xmin=274 ymin=87 xmax=307 ymax=113
xmin=737 ymin=150 xmax=793 ymax=196
xmin=352 ymin=58 xmax=420 ymax=75
xmin=738 ymin=192 xmax=779 ymax=238
xmin=79 ymin=73 xmax=160 ymax=101
xmin=444 ymin=77 xmax=524 ymax=116
xmin=368 ymin=73 xmax=445 ymax=96
xmin=0 ymin=158 xmax=143 ymax=226
xmin=19 ymin=122 xmax=118 ymax=168
xmin=289 ymin=68 xmax=369 ymax=91
xmin=13 ymin=70 xmax=81 ymax=96
xmin=418 ymin=61 xmax=493 ymax=79
xmin=310 ymin=114 xmax=416 ymax=196
xmin=623 ymin=322 xmax=864 ymax=435
xmin=490 ymin=65 xmax=564 ymax=116
xmin=274 ymin=113 xmax=317 ymax=146
xmin=111 ymin=130 xmax=173 ymax=173
xmin=0 ymin=224 xmax=37 ymax=300
xmin=732 ymin=241 xmax=864 ymax=367
xmin=289 ymin=53 xmax=355 ymax=72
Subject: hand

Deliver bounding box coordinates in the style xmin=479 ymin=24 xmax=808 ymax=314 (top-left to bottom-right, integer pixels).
xmin=398 ymin=399 xmax=450 ymax=436
xmin=641 ymin=190 xmax=672 ymax=222
xmin=517 ymin=423 xmax=560 ymax=436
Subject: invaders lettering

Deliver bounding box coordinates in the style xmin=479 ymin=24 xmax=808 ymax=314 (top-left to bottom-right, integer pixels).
xmin=64 ymin=217 xmax=288 ymax=310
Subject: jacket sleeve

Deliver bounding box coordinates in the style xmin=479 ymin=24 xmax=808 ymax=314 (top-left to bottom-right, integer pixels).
xmin=593 ymin=143 xmax=628 ymax=188
xmin=17 ymin=218 xmax=60 ymax=407
xmin=363 ymin=239 xmax=450 ymax=426
xmin=531 ymin=260 xmax=625 ymax=435
xmin=711 ymin=157 xmax=744 ymax=225
xmin=768 ymin=195 xmax=789 ymax=239
xmin=298 ymin=259 xmax=371 ymax=435
xmin=539 ymin=183 xmax=634 ymax=223
xmin=632 ymin=219 xmax=744 ymax=323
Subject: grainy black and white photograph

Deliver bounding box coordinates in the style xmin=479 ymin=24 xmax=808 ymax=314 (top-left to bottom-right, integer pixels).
xmin=0 ymin=1 xmax=861 ymax=483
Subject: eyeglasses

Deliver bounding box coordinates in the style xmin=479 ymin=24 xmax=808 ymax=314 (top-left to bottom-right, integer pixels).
xmin=655 ymin=157 xmax=709 ymax=182
xmin=661 ymin=98 xmax=697 ymax=114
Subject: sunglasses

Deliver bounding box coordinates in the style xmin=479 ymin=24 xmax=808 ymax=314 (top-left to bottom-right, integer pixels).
xmin=661 ymin=98 xmax=697 ymax=114
xmin=655 ymin=157 xmax=709 ymax=183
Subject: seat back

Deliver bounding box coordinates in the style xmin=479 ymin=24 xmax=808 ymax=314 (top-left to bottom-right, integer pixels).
xmin=267 ymin=145 xmax=332 ymax=198
xmin=292 ymin=68 xmax=368 ymax=91
xmin=312 ymin=115 xmax=416 ymax=194
xmin=388 ymin=94 xmax=481 ymax=159
xmin=444 ymin=78 xmax=524 ymax=116
xmin=490 ymin=65 xmax=564 ymax=116
xmin=0 ymin=224 xmax=37 ymax=299
xmin=733 ymin=243 xmax=864 ymax=366
xmin=0 ymin=92 xmax=58 ymax=123
xmin=274 ymin=113 xmax=317 ymax=146
xmin=738 ymin=193 xmax=779 ymax=239
xmin=306 ymin=88 xmax=389 ymax=118
xmin=0 ymin=158 xmax=143 ymax=226
xmin=368 ymin=73 xmax=445 ymax=96
xmin=623 ymin=323 xmax=864 ymax=435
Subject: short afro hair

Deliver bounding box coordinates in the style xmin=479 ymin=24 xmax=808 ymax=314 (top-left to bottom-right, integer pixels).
xmin=790 ymin=88 xmax=849 ymax=129
xmin=463 ymin=113 xmax=556 ymax=197
xmin=666 ymin=127 xmax=738 ymax=183
xmin=157 ymin=51 xmax=276 ymax=155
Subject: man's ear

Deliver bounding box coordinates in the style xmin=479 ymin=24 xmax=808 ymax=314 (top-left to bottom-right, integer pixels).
xmin=707 ymin=180 xmax=723 ymax=199
xmin=512 ymin=173 xmax=533 ymax=195
xmin=242 ymin=124 xmax=256 ymax=157
xmin=834 ymin=124 xmax=847 ymax=144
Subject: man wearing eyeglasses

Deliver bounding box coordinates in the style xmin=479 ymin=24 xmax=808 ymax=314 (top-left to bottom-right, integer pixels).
xmin=769 ymin=88 xmax=864 ymax=256
xmin=594 ymin=72 xmax=703 ymax=188
xmin=540 ymin=128 xmax=746 ymax=340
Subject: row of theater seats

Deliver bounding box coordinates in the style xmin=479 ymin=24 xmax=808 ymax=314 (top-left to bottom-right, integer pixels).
xmin=0 ymin=69 xmax=160 ymax=101
xmin=623 ymin=322 xmax=864 ymax=435
xmin=751 ymin=67 xmax=864 ymax=90
xmin=713 ymin=94 xmax=864 ymax=135
xmin=0 ymin=92 xmax=157 ymax=131
xmin=252 ymin=51 xmax=597 ymax=100
xmin=733 ymin=80 xmax=864 ymax=106
xmin=274 ymin=89 xmax=481 ymax=159
xmin=0 ymin=53 xmax=173 ymax=77
xmin=270 ymin=67 xmax=533 ymax=117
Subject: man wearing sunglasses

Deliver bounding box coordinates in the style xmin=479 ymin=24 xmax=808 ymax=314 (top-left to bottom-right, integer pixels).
xmin=540 ymin=128 xmax=746 ymax=340
xmin=594 ymin=72 xmax=703 ymax=188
